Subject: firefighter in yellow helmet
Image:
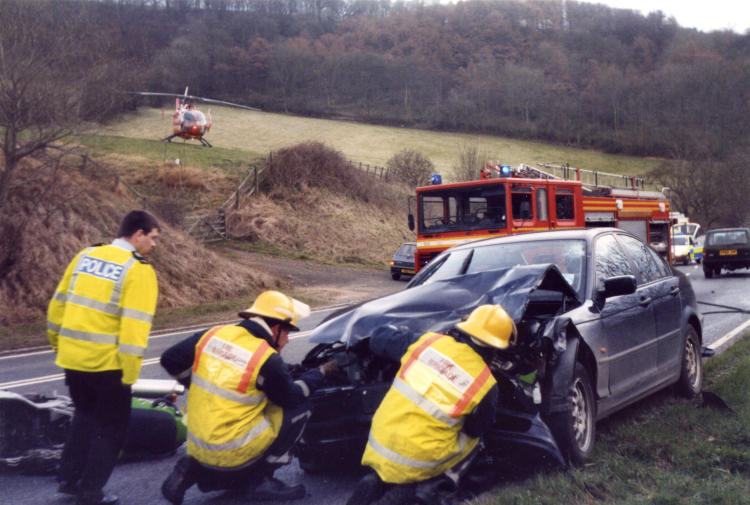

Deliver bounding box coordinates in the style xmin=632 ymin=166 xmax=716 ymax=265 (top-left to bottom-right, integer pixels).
xmin=48 ymin=210 xmax=160 ymax=505
xmin=346 ymin=304 xmax=517 ymax=505
xmin=159 ymin=290 xmax=339 ymax=504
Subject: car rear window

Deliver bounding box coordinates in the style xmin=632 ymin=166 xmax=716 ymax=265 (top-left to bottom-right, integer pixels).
xmin=395 ymin=243 xmax=416 ymax=258
xmin=706 ymin=230 xmax=749 ymax=246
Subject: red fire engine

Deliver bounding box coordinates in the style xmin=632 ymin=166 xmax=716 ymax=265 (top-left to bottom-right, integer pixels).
xmin=408 ymin=162 xmax=671 ymax=272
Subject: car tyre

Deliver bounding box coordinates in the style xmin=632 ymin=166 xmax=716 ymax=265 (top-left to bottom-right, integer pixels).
xmin=548 ymin=362 xmax=596 ymax=465
xmin=703 ymin=266 xmax=713 ymax=278
xmin=391 ymin=272 xmax=401 ymax=281
xmin=676 ymin=326 xmax=702 ymax=398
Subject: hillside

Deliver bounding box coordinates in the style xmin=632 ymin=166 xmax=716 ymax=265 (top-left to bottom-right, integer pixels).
xmin=0 ymin=145 xmax=412 ymax=349
xmin=100 ymin=106 xmax=669 ymax=180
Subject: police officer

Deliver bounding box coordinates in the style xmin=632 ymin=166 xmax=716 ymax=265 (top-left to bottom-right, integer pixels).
xmin=48 ymin=210 xmax=160 ymax=505
xmin=347 ymin=304 xmax=516 ymax=505
xmin=160 ymin=290 xmax=339 ymax=505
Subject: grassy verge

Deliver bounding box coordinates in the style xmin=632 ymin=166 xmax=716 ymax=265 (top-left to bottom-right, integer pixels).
xmin=74 ymin=134 xmax=261 ymax=173
xmin=474 ymin=335 xmax=750 ymax=505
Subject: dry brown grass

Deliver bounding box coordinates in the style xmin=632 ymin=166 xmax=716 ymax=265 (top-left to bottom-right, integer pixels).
xmin=0 ymin=144 xmax=413 ymax=335
xmin=227 ymin=142 xmax=413 ymax=265
xmin=0 ymin=159 xmax=276 ymax=327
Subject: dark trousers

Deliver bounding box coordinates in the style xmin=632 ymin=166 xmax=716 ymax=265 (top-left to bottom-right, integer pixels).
xmin=58 ymin=369 xmax=132 ymax=496
xmin=188 ymin=399 xmax=312 ymax=492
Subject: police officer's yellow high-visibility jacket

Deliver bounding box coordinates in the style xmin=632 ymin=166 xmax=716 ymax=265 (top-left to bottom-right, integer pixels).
xmin=361 ymin=331 xmax=497 ymax=483
xmin=186 ymin=324 xmax=283 ymax=469
xmin=47 ymin=241 xmax=158 ymax=385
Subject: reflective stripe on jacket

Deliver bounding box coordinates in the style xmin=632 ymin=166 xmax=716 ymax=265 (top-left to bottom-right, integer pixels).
xmin=47 ymin=244 xmax=158 ymax=384
xmin=186 ymin=324 xmax=283 ymax=469
xmin=361 ymin=331 xmax=496 ymax=483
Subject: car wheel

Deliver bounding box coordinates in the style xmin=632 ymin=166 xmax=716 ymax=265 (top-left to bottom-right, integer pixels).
xmin=391 ymin=272 xmax=401 ymax=280
xmin=703 ymin=267 xmax=713 ymax=278
xmin=676 ymin=326 xmax=702 ymax=398
xmin=548 ymin=362 xmax=596 ymax=465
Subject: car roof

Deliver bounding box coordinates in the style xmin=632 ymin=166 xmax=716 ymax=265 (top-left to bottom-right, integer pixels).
xmin=446 ymin=227 xmax=623 ymax=252
xmin=706 ymin=227 xmax=750 ymax=233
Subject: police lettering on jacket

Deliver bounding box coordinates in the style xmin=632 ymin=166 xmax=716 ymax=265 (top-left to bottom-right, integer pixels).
xmin=77 ymin=257 xmax=124 ymax=282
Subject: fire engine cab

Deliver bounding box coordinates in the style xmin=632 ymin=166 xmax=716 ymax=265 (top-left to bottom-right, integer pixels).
xmin=408 ymin=162 xmax=671 ymax=272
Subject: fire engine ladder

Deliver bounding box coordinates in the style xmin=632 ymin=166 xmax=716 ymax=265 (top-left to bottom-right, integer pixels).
xmin=525 ymin=163 xmax=647 ymax=191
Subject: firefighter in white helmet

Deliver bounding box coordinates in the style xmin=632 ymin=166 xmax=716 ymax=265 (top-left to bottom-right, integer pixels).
xmin=347 ymin=304 xmax=517 ymax=505
xmin=160 ymin=290 xmax=339 ymax=504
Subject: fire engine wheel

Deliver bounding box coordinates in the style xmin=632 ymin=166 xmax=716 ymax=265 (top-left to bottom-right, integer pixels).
xmin=548 ymin=362 xmax=596 ymax=465
xmin=676 ymin=326 xmax=702 ymax=398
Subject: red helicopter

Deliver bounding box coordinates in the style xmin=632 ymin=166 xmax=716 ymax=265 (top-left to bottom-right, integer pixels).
xmin=133 ymin=87 xmax=259 ymax=147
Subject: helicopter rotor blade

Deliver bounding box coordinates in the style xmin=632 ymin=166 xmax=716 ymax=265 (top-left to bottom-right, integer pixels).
xmin=129 ymin=92 xmax=260 ymax=112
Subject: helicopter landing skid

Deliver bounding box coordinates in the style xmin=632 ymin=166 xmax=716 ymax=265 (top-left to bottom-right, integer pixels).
xmin=161 ymin=135 xmax=213 ymax=148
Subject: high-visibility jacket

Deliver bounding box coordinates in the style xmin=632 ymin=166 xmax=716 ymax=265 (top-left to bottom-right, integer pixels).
xmin=47 ymin=242 xmax=158 ymax=385
xmin=186 ymin=324 xmax=283 ymax=469
xmin=361 ymin=332 xmax=497 ymax=483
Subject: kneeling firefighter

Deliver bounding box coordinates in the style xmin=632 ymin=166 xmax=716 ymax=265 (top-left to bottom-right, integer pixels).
xmin=347 ymin=304 xmax=516 ymax=505
xmin=160 ymin=290 xmax=339 ymax=504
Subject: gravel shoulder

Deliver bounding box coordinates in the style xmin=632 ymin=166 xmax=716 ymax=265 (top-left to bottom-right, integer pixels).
xmin=225 ymin=250 xmax=407 ymax=308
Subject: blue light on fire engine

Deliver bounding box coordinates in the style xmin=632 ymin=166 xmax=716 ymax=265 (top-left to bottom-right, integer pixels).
xmin=500 ymin=165 xmax=512 ymax=176
xmin=431 ymin=174 xmax=442 ymax=185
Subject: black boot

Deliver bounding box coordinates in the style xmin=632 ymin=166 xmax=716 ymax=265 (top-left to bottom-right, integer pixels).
xmin=346 ymin=472 xmax=385 ymax=505
xmin=161 ymin=456 xmax=198 ymax=505
xmin=250 ymin=476 xmax=306 ymax=501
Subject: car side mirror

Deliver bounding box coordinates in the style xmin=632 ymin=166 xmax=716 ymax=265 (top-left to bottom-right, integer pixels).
xmin=602 ymin=275 xmax=637 ymax=298
xmin=408 ymin=214 xmax=415 ymax=231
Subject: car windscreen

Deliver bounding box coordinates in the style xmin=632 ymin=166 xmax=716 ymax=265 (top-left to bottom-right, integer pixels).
xmin=706 ymin=230 xmax=750 ymax=246
xmin=672 ymin=236 xmax=689 ymax=246
xmin=395 ymin=243 xmax=416 ymax=259
xmin=411 ymin=239 xmax=587 ymax=296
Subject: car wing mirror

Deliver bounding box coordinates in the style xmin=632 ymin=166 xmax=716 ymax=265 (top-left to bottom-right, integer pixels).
xmin=602 ymin=275 xmax=637 ymax=298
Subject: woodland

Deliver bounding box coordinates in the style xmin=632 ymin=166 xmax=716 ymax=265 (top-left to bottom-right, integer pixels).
xmin=2 ymin=0 xmax=750 ymax=227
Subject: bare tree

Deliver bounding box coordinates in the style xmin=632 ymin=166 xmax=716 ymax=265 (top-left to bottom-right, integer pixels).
xmin=0 ymin=1 xmax=125 ymax=278
xmin=452 ymin=141 xmax=489 ymax=182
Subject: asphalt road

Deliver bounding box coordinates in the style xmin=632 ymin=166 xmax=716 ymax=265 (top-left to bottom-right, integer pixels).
xmin=1 ymin=265 xmax=749 ymax=505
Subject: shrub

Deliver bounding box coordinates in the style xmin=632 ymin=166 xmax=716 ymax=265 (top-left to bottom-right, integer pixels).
xmin=386 ymin=149 xmax=434 ymax=187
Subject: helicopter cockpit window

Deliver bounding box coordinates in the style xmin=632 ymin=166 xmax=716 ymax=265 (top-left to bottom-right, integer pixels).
xmin=183 ymin=111 xmax=195 ymax=122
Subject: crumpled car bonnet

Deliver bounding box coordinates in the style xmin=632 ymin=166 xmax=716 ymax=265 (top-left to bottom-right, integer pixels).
xmin=310 ymin=264 xmax=580 ymax=345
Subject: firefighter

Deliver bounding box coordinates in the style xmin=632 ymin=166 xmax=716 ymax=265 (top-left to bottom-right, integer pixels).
xmin=160 ymin=290 xmax=339 ymax=505
xmin=48 ymin=210 xmax=160 ymax=505
xmin=346 ymin=304 xmax=516 ymax=505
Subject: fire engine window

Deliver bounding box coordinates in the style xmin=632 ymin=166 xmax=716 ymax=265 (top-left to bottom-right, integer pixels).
xmin=421 ymin=196 xmax=446 ymax=229
xmin=418 ymin=185 xmax=506 ymax=233
xmin=512 ymin=188 xmax=533 ymax=221
xmin=555 ymin=190 xmax=575 ymax=221
xmin=536 ymin=188 xmax=548 ymax=221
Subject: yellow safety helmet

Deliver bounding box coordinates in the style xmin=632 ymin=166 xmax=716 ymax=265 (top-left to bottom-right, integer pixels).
xmin=456 ymin=304 xmax=517 ymax=350
xmin=238 ymin=290 xmax=311 ymax=331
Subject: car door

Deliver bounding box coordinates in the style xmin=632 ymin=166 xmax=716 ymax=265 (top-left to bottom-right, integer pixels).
xmin=615 ymin=234 xmax=683 ymax=379
xmin=593 ymin=233 xmax=658 ymax=399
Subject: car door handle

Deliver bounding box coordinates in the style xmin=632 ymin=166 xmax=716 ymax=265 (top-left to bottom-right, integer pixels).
xmin=670 ymin=287 xmax=680 ymax=296
xmin=639 ymin=296 xmax=652 ymax=307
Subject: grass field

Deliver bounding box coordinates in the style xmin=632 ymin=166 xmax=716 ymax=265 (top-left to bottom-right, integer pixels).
xmin=99 ymin=106 xmax=669 ymax=182
xmin=474 ymin=336 xmax=750 ymax=505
